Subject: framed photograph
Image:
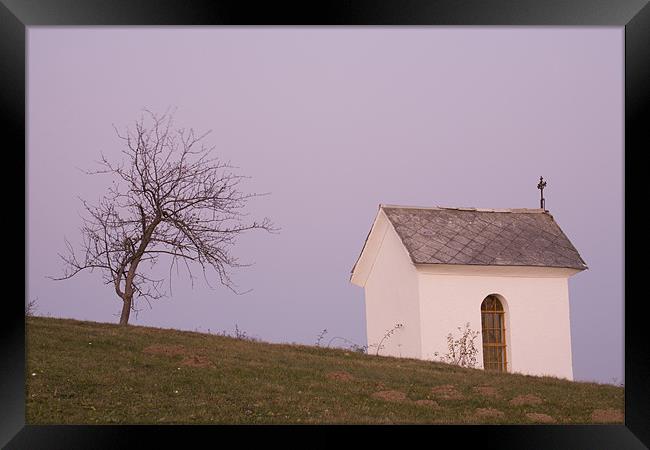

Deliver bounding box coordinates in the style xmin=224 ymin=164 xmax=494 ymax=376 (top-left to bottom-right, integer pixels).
xmin=4 ymin=0 xmax=648 ymax=447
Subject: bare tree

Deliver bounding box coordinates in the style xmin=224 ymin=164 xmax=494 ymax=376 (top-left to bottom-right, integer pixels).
xmin=53 ymin=109 xmax=276 ymax=326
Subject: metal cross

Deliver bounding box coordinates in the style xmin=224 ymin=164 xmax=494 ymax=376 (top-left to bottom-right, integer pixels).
xmin=537 ymin=176 xmax=547 ymax=210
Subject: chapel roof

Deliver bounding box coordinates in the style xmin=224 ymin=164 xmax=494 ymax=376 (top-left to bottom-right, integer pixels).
xmin=380 ymin=205 xmax=587 ymax=270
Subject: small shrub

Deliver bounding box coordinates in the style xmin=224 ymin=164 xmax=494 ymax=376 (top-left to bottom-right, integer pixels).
xmin=373 ymin=323 xmax=404 ymax=356
xmin=326 ymin=336 xmax=367 ymax=353
xmin=315 ymin=329 xmax=328 ymax=347
xmin=350 ymin=344 xmax=368 ymax=354
xmin=215 ymin=324 xmax=259 ymax=342
xmin=26 ymin=298 xmax=39 ymax=317
xmin=233 ymin=324 xmax=260 ymax=342
xmin=433 ymin=322 xmax=480 ymax=368
xmin=315 ymin=328 xmax=367 ymax=353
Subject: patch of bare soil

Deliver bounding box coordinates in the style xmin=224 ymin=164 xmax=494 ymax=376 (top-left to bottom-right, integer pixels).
xmin=431 ymin=384 xmax=464 ymax=400
xmin=372 ymin=390 xmax=407 ymax=402
xmin=509 ymin=394 xmax=543 ymax=406
xmin=473 ymin=386 xmax=500 ymax=398
xmin=474 ymin=407 xmax=505 ymax=419
xmin=143 ymin=344 xmax=212 ymax=368
xmin=590 ymin=409 xmax=624 ymax=423
xmin=526 ymin=412 xmax=556 ymax=423
xmin=326 ymin=371 xmax=354 ymax=382
xmin=180 ymin=354 xmax=213 ymax=368
xmin=143 ymin=344 xmax=188 ymax=357
xmin=413 ymin=399 xmax=439 ymax=408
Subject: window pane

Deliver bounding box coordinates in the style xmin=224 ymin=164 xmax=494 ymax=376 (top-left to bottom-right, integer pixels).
xmin=482 ymin=296 xmax=494 ymax=311
xmin=495 ymin=329 xmax=503 ymax=344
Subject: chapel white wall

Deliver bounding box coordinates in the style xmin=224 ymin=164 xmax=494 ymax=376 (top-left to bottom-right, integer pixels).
xmin=417 ymin=265 xmax=574 ymax=380
xmin=363 ymin=213 xmax=421 ymax=358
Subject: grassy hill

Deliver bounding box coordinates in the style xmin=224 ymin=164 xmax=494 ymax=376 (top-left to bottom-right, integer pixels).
xmin=26 ymin=316 xmax=623 ymax=424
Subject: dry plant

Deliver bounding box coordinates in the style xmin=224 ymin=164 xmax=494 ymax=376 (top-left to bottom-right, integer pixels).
xmin=371 ymin=323 xmax=404 ymax=356
xmin=26 ymin=297 xmax=39 ymax=317
xmin=434 ymin=322 xmax=480 ymax=368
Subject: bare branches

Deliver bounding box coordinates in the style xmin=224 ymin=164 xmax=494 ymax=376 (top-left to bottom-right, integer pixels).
xmin=53 ymin=109 xmax=276 ymax=325
xmin=26 ymin=297 xmax=39 ymax=317
xmin=433 ymin=323 xmax=480 ymax=368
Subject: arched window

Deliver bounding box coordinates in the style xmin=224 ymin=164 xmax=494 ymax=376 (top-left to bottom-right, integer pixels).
xmin=481 ymin=295 xmax=507 ymax=372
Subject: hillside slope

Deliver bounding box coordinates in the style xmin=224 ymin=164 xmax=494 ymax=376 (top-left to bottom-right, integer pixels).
xmin=26 ymin=316 xmax=623 ymax=424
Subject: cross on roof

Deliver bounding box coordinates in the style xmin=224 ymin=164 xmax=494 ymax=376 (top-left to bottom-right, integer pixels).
xmin=537 ymin=176 xmax=547 ymax=210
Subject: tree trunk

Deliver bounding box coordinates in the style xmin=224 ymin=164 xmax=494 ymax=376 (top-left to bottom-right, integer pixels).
xmin=119 ymin=295 xmax=132 ymax=326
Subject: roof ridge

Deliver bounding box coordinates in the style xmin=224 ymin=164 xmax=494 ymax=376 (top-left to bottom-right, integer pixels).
xmin=380 ymin=204 xmax=547 ymax=214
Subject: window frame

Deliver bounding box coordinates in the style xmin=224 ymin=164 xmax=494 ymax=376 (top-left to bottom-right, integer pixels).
xmin=481 ymin=295 xmax=507 ymax=372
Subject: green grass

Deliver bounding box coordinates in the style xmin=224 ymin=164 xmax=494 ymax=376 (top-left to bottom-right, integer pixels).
xmin=26 ymin=316 xmax=623 ymax=424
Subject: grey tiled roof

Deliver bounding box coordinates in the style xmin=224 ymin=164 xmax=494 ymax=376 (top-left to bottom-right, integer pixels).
xmin=382 ymin=205 xmax=587 ymax=270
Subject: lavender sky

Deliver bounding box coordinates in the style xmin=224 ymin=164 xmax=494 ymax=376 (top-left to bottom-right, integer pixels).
xmin=27 ymin=27 xmax=623 ymax=384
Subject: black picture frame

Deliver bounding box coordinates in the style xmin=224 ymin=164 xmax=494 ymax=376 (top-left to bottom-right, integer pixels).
xmin=3 ymin=1 xmax=648 ymax=448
